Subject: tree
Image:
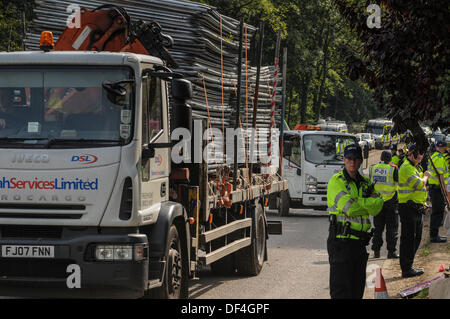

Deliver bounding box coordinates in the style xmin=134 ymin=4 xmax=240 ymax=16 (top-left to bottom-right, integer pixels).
xmin=0 ymin=0 xmax=35 ymax=51
xmin=334 ymin=0 xmax=449 ymax=151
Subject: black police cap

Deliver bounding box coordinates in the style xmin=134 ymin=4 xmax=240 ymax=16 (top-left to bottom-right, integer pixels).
xmin=344 ymin=144 xmax=362 ymax=159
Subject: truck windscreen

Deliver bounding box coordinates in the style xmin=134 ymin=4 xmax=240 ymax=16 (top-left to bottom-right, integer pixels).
xmin=0 ymin=67 xmax=134 ymax=148
xmin=303 ymin=134 xmax=358 ymax=165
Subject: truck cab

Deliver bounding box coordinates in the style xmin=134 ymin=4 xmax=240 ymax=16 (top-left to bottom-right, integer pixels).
xmin=0 ymin=51 xmax=184 ymax=298
xmin=282 ymin=130 xmax=359 ymax=211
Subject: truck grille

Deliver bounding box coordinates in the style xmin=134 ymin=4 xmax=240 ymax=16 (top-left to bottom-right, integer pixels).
xmin=0 ymin=258 xmax=74 ymax=279
xmin=317 ymin=183 xmax=327 ymax=194
xmin=1 ymin=225 xmax=63 ymax=239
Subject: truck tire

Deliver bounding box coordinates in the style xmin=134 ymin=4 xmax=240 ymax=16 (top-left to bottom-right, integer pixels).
xmin=235 ymin=202 xmax=266 ymax=276
xmin=278 ymin=190 xmax=290 ymax=217
xmin=149 ymin=224 xmax=187 ymax=299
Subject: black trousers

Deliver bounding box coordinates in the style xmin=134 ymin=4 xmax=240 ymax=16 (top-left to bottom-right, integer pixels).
xmin=371 ymin=198 xmax=399 ymax=253
xmin=398 ymin=203 xmax=423 ymax=272
xmin=429 ymin=186 xmax=445 ymax=238
xmin=327 ymin=236 xmax=369 ymax=299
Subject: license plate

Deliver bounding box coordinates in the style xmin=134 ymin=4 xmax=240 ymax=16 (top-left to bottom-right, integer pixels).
xmin=1 ymin=245 xmax=54 ymax=258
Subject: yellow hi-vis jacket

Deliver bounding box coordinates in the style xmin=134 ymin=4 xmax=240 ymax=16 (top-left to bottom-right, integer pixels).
xmin=391 ymin=155 xmax=401 ymax=166
xmin=369 ymin=163 xmax=398 ymax=202
xmin=428 ymin=151 xmax=449 ymax=186
xmin=398 ymin=159 xmax=427 ymax=204
xmin=327 ymin=170 xmax=383 ymax=240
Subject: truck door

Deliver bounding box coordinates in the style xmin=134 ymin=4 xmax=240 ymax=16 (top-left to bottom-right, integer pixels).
xmin=282 ymin=135 xmax=303 ymax=199
xmin=140 ymin=75 xmax=169 ymax=213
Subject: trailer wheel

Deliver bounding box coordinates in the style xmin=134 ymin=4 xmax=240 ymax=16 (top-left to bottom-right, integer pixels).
xmin=149 ymin=224 xmax=187 ymax=299
xmin=278 ymin=190 xmax=290 ymax=217
xmin=236 ymin=202 xmax=266 ymax=276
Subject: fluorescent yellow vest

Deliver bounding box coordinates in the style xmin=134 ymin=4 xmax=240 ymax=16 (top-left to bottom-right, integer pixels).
xmin=398 ymin=159 xmax=427 ymax=204
xmin=369 ymin=163 xmax=397 ymax=202
xmin=327 ymin=171 xmax=383 ymax=240
xmin=428 ymin=151 xmax=449 ymax=186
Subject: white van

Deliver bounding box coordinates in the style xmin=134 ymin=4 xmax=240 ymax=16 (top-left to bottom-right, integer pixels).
xmin=281 ymin=130 xmax=360 ymax=214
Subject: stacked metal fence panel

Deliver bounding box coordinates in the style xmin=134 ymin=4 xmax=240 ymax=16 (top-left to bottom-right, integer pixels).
xmin=25 ymin=0 xmax=282 ymax=174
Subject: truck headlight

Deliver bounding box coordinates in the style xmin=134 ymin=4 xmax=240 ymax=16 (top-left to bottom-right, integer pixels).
xmin=305 ymin=174 xmax=317 ymax=185
xmin=307 ymin=185 xmax=317 ymax=193
xmin=95 ymin=245 xmax=141 ymax=261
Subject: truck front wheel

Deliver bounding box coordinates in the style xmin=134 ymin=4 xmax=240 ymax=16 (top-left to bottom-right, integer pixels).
xmin=149 ymin=224 xmax=187 ymax=299
xmin=278 ymin=190 xmax=290 ymax=217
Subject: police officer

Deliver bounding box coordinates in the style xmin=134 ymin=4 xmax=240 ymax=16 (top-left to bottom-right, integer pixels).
xmin=369 ymin=151 xmax=399 ymax=258
xmin=391 ymin=145 xmax=401 ymax=167
xmin=427 ymin=140 xmax=449 ymax=243
xmin=398 ymin=144 xmax=431 ymax=278
xmin=327 ymin=144 xmax=383 ymax=299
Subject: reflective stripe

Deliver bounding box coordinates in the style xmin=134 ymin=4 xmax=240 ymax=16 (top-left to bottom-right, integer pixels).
xmin=336 ymin=215 xmax=371 ymax=225
xmin=378 ymin=190 xmax=395 ymax=194
xmin=342 ymin=199 xmax=354 ymax=214
xmin=406 ymin=175 xmax=419 ymax=185
xmin=334 ymin=191 xmax=347 ymax=206
xmin=398 ymin=189 xmax=427 ymax=194
xmin=412 ymin=179 xmax=421 ymax=189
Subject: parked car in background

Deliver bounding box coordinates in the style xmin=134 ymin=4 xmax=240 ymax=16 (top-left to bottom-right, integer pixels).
xmin=360 ymin=132 xmax=375 ymax=149
xmin=429 ymin=131 xmax=446 ymax=145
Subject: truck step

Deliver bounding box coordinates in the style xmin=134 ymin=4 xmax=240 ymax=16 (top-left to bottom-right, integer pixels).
xmin=199 ymin=237 xmax=251 ymax=265
xmin=199 ymin=218 xmax=252 ymax=245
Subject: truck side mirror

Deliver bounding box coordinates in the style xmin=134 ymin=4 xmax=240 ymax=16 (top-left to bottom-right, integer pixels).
xmin=142 ymin=145 xmax=155 ymax=161
xmin=283 ymin=140 xmax=292 ymax=157
xmin=171 ymin=78 xmax=192 ymax=134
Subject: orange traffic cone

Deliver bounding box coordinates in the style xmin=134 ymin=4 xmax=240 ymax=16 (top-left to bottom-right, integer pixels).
xmin=374 ymin=268 xmax=389 ymax=299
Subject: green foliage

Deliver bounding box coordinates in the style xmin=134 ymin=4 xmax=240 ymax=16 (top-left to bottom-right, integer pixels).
xmin=334 ymin=0 xmax=449 ymax=151
xmin=0 ymin=0 xmax=34 ymax=51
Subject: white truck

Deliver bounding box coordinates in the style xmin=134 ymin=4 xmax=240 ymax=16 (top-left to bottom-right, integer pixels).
xmin=280 ymin=130 xmax=360 ymax=214
xmin=0 ymin=6 xmax=286 ymax=298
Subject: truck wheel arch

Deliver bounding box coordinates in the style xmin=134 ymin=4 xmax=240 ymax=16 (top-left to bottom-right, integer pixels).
xmin=145 ymin=201 xmax=191 ymax=267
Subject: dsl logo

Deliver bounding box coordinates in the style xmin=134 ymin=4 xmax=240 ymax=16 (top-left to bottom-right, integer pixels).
xmin=71 ymin=154 xmax=98 ymax=164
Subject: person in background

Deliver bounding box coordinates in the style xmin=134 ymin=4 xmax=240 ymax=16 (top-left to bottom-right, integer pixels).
xmin=427 ymin=140 xmax=449 ymax=243
xmin=391 ymin=145 xmax=401 ymax=167
xmin=398 ymin=144 xmax=431 ymax=278
xmin=0 ymin=88 xmax=21 ymax=130
xmin=369 ymin=151 xmax=399 ymax=259
xmin=327 ymin=144 xmax=383 ymax=298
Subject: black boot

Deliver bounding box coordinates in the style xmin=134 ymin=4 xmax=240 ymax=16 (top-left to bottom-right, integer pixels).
xmin=430 ymin=236 xmax=447 ymax=243
xmin=387 ymin=251 xmax=399 ymax=259
xmin=373 ymin=250 xmax=380 ymax=258
xmin=402 ymin=268 xmax=424 ymax=278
